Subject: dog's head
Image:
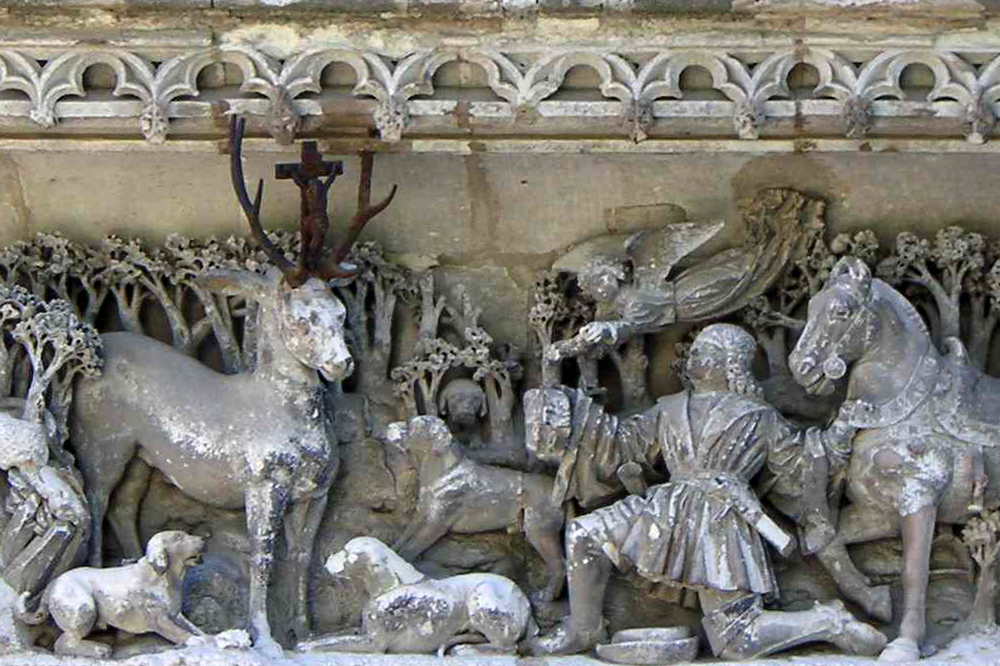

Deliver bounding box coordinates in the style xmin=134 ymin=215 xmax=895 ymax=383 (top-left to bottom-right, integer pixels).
xmin=383 ymin=416 xmax=458 ymax=469
xmin=145 ymin=531 xmax=207 ymax=577
xmin=324 ymin=537 xmax=425 ymax=597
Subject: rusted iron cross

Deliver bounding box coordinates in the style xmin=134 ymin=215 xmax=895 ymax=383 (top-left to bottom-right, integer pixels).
xmin=275 ymin=141 xmax=345 ymax=273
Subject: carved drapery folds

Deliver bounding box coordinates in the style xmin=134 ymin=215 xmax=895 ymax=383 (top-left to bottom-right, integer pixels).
xmin=1 ymin=45 xmax=999 ymax=144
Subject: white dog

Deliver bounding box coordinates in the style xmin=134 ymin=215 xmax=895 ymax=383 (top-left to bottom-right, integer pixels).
xmin=297 ymin=537 xmax=538 ymax=655
xmin=18 ymin=530 xmax=206 ymax=658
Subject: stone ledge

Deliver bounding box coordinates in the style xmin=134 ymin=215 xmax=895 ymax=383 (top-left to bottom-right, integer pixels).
xmin=2 ymin=632 xmax=1000 ymax=666
xmin=0 ymin=0 xmax=991 ymax=14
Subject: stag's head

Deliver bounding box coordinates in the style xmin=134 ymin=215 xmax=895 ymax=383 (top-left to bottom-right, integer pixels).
xmin=221 ymin=116 xmax=398 ymax=383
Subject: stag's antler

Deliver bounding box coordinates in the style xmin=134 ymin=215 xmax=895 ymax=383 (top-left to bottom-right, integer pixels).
xmin=229 ymin=116 xmax=296 ymax=275
xmin=228 ymin=116 xmax=398 ymax=287
xmin=323 ymin=152 xmax=399 ymax=278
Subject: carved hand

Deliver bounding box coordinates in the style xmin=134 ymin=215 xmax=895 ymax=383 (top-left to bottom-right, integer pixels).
xmin=580 ymin=321 xmax=618 ymax=345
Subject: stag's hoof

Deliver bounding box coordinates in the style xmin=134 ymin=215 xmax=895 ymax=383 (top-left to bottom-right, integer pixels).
xmin=879 ymin=637 xmax=920 ymax=662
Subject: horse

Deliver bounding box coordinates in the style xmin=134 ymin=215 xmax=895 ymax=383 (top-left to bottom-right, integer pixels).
xmin=789 ymin=257 xmax=1000 ymax=662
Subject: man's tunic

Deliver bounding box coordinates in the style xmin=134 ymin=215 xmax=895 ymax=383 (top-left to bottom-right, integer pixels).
xmin=530 ymin=387 xmax=821 ymax=596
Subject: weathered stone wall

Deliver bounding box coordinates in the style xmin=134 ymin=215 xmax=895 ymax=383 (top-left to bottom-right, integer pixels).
xmin=5 ymin=147 xmax=1000 ymax=385
xmin=4 ymin=0 xmax=1000 ymax=656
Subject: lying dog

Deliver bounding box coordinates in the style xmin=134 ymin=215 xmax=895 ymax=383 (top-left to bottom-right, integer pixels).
xmin=18 ymin=530 xmax=206 ymax=658
xmin=297 ymin=537 xmax=538 ymax=655
xmin=385 ymin=416 xmax=566 ymax=601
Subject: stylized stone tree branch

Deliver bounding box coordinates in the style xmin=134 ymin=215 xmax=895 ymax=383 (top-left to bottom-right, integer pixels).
xmin=10 ymin=292 xmax=103 ymax=452
xmin=877 ymin=226 xmax=1000 ymax=368
xmin=391 ymin=338 xmax=460 ymax=419
xmin=961 ymin=510 xmax=1000 ymax=630
xmin=335 ymin=242 xmax=415 ymax=398
xmin=528 ymin=270 xmax=595 ymax=389
xmin=742 ymin=211 xmax=879 ymax=377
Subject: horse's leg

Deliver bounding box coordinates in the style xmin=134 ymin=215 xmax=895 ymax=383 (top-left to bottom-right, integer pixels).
xmin=107 ymin=458 xmax=151 ymax=561
xmin=879 ymin=504 xmax=936 ymax=662
xmin=816 ymin=502 xmax=898 ymax=623
xmin=246 ymin=478 xmax=291 ymax=658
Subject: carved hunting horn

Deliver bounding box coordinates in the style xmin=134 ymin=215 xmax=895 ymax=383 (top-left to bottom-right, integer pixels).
xmin=229 ymin=116 xmax=398 ymax=286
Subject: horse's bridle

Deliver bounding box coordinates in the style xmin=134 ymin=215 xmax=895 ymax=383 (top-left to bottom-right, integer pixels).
xmin=814 ymin=283 xmax=879 ymax=381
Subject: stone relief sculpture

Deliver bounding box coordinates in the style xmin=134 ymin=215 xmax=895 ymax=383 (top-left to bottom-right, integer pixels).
xmin=298 ymin=536 xmax=538 ymax=655
xmin=790 ymin=257 xmax=1000 ymax=661
xmin=47 ymin=116 xmax=395 ymax=657
xmin=0 ymin=286 xmax=100 ymax=606
xmin=384 ymin=416 xmax=566 ymax=602
xmin=16 ymin=531 xmax=206 ymax=658
xmin=393 ymin=282 xmax=525 ymax=467
xmin=523 ymin=324 xmax=885 ymax=660
xmin=4 ymin=178 xmax=1000 ymax=665
xmin=546 ymin=189 xmax=821 ymax=363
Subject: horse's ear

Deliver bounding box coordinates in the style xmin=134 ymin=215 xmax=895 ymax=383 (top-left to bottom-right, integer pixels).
xmin=831 ymin=257 xmax=872 ymax=290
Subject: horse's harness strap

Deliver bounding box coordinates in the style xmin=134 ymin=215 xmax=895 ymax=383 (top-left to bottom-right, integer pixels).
xmin=844 ymin=352 xmax=940 ymax=429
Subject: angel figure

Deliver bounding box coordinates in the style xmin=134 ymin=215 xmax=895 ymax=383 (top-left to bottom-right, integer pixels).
xmin=548 ymin=189 xmax=823 ymax=361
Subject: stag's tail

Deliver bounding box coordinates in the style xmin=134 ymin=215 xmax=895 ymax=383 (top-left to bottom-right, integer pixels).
xmin=15 ymin=590 xmax=49 ymax=625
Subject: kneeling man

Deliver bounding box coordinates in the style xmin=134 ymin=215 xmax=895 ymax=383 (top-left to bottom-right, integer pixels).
xmin=525 ymin=324 xmax=885 ymax=659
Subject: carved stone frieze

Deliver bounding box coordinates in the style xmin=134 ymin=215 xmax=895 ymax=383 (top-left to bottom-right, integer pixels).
xmin=1 ymin=44 xmax=1000 ymax=144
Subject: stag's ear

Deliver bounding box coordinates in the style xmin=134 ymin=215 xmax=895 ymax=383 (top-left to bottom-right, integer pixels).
xmin=146 ymin=536 xmax=170 ymax=576
xmin=437 ymin=392 xmax=449 ymax=416
xmin=831 ymin=257 xmax=872 ymax=290
xmin=194 ymin=269 xmax=273 ymax=300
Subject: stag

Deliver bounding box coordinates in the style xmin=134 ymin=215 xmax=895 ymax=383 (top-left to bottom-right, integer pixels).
xmin=69 ymin=116 xmax=396 ymax=655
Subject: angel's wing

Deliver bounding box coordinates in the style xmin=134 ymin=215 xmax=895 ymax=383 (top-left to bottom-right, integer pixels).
xmin=627 ymin=219 xmax=725 ymax=286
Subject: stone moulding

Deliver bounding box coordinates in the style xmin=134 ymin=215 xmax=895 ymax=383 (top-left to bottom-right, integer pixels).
xmin=1 ymin=44 xmax=1000 ymax=145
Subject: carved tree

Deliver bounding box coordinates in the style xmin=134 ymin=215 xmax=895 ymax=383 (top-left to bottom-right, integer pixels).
xmin=8 ymin=290 xmax=103 ymax=450
xmin=877 ymin=226 xmax=1000 ymax=369
xmin=743 ymin=229 xmax=879 ymax=376
xmin=336 ymin=242 xmax=415 ymax=398
xmin=961 ymin=510 xmax=1000 ymax=630
xmin=528 ymin=270 xmax=596 ymax=390
xmin=392 ymin=277 xmax=523 ymax=433
xmin=0 ymin=285 xmax=101 ymax=597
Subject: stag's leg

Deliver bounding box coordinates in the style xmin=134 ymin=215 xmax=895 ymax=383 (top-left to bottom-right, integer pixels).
xmin=815 ymin=502 xmax=898 ymax=623
xmin=246 ymin=479 xmax=291 ymax=658
xmin=107 ymin=458 xmax=152 ymax=561
xmin=73 ymin=434 xmax=137 ymax=567
xmin=879 ymin=504 xmax=936 ymax=662
xmin=283 ymin=491 xmax=331 ymax=643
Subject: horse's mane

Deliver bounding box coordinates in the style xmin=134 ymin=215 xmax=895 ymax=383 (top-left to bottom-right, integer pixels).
xmin=870 ymin=278 xmax=932 ymax=344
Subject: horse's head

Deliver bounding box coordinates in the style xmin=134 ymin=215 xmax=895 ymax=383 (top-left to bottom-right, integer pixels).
xmin=197 ymin=268 xmax=354 ymax=382
xmin=790 ymin=257 xmax=881 ymax=396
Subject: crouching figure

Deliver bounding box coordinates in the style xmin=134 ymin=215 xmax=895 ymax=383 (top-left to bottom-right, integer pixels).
xmin=17 ymin=531 xmax=207 ymax=658
xmin=297 ymin=537 xmax=538 ymax=655
xmin=525 ymin=323 xmax=887 ymax=660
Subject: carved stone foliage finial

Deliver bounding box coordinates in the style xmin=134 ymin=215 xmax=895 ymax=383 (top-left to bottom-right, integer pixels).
xmin=1 ymin=45 xmax=999 ymax=143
